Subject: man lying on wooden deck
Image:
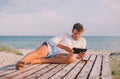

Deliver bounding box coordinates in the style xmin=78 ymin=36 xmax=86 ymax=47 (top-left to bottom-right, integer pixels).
xmin=16 ymin=23 xmax=87 ymax=70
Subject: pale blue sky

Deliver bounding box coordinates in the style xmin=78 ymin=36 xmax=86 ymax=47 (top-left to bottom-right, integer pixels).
xmin=0 ymin=0 xmax=120 ymax=36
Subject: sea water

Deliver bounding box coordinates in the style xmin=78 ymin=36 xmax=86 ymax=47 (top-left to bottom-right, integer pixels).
xmin=0 ymin=36 xmax=120 ymax=50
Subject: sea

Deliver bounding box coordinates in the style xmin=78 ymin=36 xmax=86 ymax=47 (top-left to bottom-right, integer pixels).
xmin=0 ymin=36 xmax=120 ymax=50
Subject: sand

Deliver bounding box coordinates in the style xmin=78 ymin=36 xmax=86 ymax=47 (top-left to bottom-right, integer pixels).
xmin=0 ymin=49 xmax=118 ymax=68
xmin=0 ymin=49 xmax=34 ymax=68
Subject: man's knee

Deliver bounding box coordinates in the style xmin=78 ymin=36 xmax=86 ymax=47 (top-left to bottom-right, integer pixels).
xmin=67 ymin=54 xmax=76 ymax=63
xmin=35 ymin=45 xmax=48 ymax=53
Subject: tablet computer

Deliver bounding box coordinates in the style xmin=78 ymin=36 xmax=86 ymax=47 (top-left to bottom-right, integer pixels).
xmin=73 ymin=47 xmax=87 ymax=54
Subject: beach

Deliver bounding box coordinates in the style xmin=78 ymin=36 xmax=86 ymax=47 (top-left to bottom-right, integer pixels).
xmin=0 ymin=36 xmax=120 ymax=78
xmin=0 ymin=49 xmax=107 ymax=68
xmin=0 ymin=49 xmax=119 ymax=68
xmin=0 ymin=49 xmax=119 ymax=67
xmin=0 ymin=49 xmax=33 ymax=68
xmin=0 ymin=49 xmax=120 ymax=78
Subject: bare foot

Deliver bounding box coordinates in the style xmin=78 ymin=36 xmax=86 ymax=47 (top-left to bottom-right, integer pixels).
xmin=16 ymin=61 xmax=25 ymax=70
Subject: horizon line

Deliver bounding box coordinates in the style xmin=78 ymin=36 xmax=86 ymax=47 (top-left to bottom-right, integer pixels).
xmin=0 ymin=35 xmax=120 ymax=37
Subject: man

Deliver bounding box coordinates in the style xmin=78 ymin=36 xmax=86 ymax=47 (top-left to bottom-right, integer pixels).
xmin=16 ymin=23 xmax=86 ymax=70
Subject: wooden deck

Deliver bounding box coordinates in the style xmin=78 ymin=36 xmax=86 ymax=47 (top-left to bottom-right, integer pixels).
xmin=0 ymin=51 xmax=112 ymax=79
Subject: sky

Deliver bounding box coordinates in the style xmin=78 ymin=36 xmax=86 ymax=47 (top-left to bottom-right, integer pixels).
xmin=0 ymin=0 xmax=120 ymax=36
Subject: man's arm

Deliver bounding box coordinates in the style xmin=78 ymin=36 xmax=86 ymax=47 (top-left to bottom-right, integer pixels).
xmin=78 ymin=38 xmax=86 ymax=59
xmin=56 ymin=44 xmax=73 ymax=54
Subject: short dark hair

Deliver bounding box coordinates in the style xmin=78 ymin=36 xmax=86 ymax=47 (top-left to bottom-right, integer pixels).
xmin=72 ymin=23 xmax=84 ymax=32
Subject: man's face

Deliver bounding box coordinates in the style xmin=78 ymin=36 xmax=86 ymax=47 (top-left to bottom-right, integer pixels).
xmin=72 ymin=29 xmax=83 ymax=40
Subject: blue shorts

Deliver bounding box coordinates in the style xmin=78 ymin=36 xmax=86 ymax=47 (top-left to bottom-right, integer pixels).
xmin=42 ymin=41 xmax=65 ymax=58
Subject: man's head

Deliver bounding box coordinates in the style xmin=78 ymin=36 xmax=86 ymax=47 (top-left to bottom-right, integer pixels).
xmin=72 ymin=23 xmax=84 ymax=40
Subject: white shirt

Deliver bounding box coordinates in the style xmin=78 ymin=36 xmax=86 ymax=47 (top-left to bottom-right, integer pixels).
xmin=48 ymin=33 xmax=86 ymax=53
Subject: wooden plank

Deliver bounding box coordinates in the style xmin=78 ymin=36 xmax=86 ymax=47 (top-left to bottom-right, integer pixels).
xmin=0 ymin=64 xmax=16 ymax=77
xmin=11 ymin=64 xmax=50 ymax=79
xmin=37 ymin=64 xmax=67 ymax=79
xmin=0 ymin=64 xmax=15 ymax=72
xmin=50 ymin=60 xmax=79 ymax=79
xmin=88 ymin=55 xmax=102 ymax=79
xmin=50 ymin=54 xmax=91 ymax=79
xmin=62 ymin=54 xmax=91 ymax=79
xmin=0 ymin=70 xmax=16 ymax=77
xmin=25 ymin=64 xmax=58 ymax=79
xmin=0 ymin=51 xmax=113 ymax=79
xmin=76 ymin=55 xmax=96 ymax=79
xmin=102 ymin=55 xmax=112 ymax=79
xmin=0 ymin=64 xmax=39 ymax=79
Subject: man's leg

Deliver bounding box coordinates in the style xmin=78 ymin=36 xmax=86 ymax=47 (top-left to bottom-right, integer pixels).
xmin=31 ymin=53 xmax=76 ymax=64
xmin=16 ymin=44 xmax=48 ymax=70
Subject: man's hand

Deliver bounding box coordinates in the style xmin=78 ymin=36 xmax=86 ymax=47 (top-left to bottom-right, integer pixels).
xmin=64 ymin=46 xmax=74 ymax=53
xmin=57 ymin=44 xmax=73 ymax=53
xmin=78 ymin=52 xmax=86 ymax=59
